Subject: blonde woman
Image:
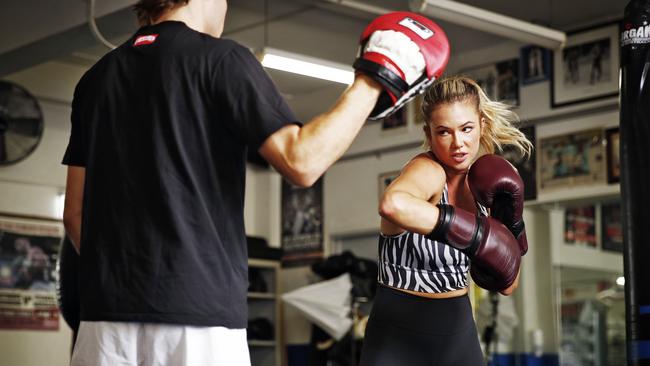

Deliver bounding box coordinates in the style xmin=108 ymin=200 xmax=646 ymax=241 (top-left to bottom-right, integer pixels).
xmin=359 ymin=75 xmax=533 ymax=365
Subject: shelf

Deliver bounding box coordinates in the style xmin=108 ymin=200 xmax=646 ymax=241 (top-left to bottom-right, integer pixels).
xmin=248 ymin=340 xmax=277 ymax=347
xmin=526 ymin=184 xmax=620 ymax=208
xmin=248 ymin=258 xmax=281 ymax=269
xmin=248 ymin=258 xmax=282 ymax=366
xmin=248 ymin=292 xmax=276 ymax=300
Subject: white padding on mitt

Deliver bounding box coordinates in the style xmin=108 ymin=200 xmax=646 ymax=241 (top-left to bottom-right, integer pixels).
xmin=365 ymin=30 xmax=426 ymax=85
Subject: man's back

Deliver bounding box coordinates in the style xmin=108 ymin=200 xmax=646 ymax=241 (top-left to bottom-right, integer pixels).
xmin=65 ymin=21 xmax=295 ymax=328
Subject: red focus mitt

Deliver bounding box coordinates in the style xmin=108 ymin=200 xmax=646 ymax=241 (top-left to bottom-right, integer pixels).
xmin=354 ymin=12 xmax=450 ymax=120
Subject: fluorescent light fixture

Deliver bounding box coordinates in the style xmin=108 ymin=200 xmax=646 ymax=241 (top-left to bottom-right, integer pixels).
xmin=55 ymin=192 xmax=65 ymax=219
xmin=260 ymin=47 xmax=354 ymax=85
xmin=409 ymin=0 xmax=566 ymax=49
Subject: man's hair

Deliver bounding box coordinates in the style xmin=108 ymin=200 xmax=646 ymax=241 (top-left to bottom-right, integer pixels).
xmin=133 ymin=0 xmax=189 ymax=25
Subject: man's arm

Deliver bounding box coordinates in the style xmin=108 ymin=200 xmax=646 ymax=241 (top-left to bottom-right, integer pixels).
xmin=63 ymin=166 xmax=85 ymax=253
xmin=259 ymin=75 xmax=381 ymax=187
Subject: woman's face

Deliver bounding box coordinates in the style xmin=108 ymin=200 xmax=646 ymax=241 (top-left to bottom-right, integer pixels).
xmin=426 ymin=100 xmax=483 ymax=173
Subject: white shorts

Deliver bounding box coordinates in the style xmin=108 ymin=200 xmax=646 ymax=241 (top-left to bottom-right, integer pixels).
xmin=71 ymin=321 xmax=251 ymax=366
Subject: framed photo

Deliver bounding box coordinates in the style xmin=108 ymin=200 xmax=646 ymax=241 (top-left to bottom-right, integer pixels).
xmin=0 ymin=215 xmax=64 ymax=330
xmin=538 ymin=129 xmax=606 ymax=191
xmin=381 ymin=107 xmax=407 ymax=131
xmin=605 ymin=127 xmax=620 ymax=184
xmin=601 ymin=201 xmax=623 ymax=253
xmin=460 ymin=58 xmax=520 ymax=106
xmin=499 ymin=125 xmax=537 ymax=200
xmin=378 ymin=171 xmax=400 ymax=200
xmin=281 ymin=178 xmax=323 ymax=267
xmin=564 ymin=205 xmax=596 ymax=247
xmin=552 ymin=22 xmax=620 ymax=107
xmin=520 ymin=45 xmax=552 ymax=85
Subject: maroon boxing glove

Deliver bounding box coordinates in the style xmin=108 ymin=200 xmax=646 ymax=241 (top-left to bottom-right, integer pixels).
xmin=427 ymin=204 xmax=520 ymax=291
xmin=470 ymin=263 xmax=511 ymax=292
xmin=468 ymin=154 xmax=528 ymax=255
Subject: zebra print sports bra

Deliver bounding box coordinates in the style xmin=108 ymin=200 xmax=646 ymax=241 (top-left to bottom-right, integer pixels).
xmin=378 ymin=184 xmax=488 ymax=293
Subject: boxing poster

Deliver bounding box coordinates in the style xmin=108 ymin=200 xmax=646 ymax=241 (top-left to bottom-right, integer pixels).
xmin=381 ymin=107 xmax=406 ymax=131
xmin=552 ymin=22 xmax=619 ymax=107
xmin=460 ymin=58 xmax=520 ymax=106
xmin=0 ymin=216 xmax=63 ymax=330
xmin=538 ymin=129 xmax=606 ymax=192
xmin=601 ymin=201 xmax=623 ymax=253
xmin=520 ymin=45 xmax=551 ymax=85
xmin=281 ymin=178 xmax=323 ymax=267
xmin=564 ymin=205 xmax=597 ymax=248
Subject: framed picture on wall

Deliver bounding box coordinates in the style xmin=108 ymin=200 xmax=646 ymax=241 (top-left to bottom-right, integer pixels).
xmin=520 ymin=45 xmax=552 ymax=85
xmin=564 ymin=205 xmax=596 ymax=248
xmin=551 ymin=22 xmax=620 ymax=107
xmin=460 ymin=58 xmax=520 ymax=106
xmin=281 ymin=178 xmax=324 ymax=267
xmin=538 ymin=129 xmax=606 ymax=192
xmin=381 ymin=107 xmax=407 ymax=131
xmin=0 ymin=215 xmax=64 ymax=330
xmin=605 ymin=127 xmax=620 ymax=184
xmin=499 ymin=125 xmax=537 ymax=200
xmin=601 ymin=201 xmax=623 ymax=253
xmin=378 ymin=171 xmax=401 ymax=200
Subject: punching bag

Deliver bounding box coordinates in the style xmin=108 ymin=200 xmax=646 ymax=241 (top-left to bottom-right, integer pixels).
xmin=620 ymin=1 xmax=650 ymax=364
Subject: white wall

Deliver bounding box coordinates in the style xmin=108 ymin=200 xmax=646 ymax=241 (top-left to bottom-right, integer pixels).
xmin=515 ymin=208 xmax=557 ymax=354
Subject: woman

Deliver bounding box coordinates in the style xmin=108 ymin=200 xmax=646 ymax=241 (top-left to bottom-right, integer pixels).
xmin=359 ymin=75 xmax=532 ymax=365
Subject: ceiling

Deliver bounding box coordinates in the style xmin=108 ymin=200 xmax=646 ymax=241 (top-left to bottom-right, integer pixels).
xmin=0 ymin=0 xmax=628 ymax=120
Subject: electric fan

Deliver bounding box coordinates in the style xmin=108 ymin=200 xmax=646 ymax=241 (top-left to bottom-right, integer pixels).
xmin=0 ymin=80 xmax=44 ymax=165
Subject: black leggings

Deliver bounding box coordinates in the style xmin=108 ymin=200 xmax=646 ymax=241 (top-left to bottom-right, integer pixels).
xmin=359 ymin=285 xmax=485 ymax=366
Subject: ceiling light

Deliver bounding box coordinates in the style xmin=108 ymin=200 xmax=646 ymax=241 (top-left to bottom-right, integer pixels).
xmin=55 ymin=192 xmax=65 ymax=219
xmin=409 ymin=0 xmax=566 ymax=49
xmin=260 ymin=47 xmax=354 ymax=85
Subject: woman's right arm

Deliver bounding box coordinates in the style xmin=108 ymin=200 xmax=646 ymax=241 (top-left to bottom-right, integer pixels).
xmin=379 ymin=154 xmax=447 ymax=235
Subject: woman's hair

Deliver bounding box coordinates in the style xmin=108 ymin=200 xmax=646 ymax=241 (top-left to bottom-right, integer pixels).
xmin=133 ymin=0 xmax=189 ymax=25
xmin=420 ymin=75 xmax=533 ymax=159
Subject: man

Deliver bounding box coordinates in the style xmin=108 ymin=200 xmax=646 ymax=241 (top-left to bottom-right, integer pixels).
xmin=62 ymin=0 xmax=448 ymax=364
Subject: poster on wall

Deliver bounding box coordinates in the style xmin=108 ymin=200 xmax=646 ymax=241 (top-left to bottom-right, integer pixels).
xmin=377 ymin=171 xmax=400 ymax=200
xmin=460 ymin=58 xmax=520 ymax=106
xmin=551 ymin=22 xmax=619 ymax=107
xmin=0 ymin=216 xmax=64 ymax=330
xmin=564 ymin=206 xmax=596 ymax=247
xmin=601 ymin=201 xmax=623 ymax=253
xmin=538 ymin=129 xmax=606 ymax=192
xmin=520 ymin=45 xmax=552 ymax=85
xmin=281 ymin=178 xmax=323 ymax=267
xmin=381 ymin=107 xmax=407 ymax=131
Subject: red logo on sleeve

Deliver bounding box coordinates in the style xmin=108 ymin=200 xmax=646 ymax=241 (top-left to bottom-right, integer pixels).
xmin=134 ymin=34 xmax=158 ymax=46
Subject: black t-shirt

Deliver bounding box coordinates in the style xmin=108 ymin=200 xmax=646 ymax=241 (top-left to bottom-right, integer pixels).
xmin=62 ymin=21 xmax=298 ymax=328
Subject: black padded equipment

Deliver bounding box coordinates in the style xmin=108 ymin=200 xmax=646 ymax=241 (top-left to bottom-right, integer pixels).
xmin=56 ymin=236 xmax=80 ymax=332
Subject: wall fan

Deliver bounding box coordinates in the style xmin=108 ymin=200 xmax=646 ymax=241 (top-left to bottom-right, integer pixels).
xmin=0 ymin=80 xmax=43 ymax=166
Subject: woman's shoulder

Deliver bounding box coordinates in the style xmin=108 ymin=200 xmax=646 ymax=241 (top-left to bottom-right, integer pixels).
xmin=407 ymin=152 xmax=445 ymax=175
xmin=397 ymin=152 xmax=447 ymax=197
